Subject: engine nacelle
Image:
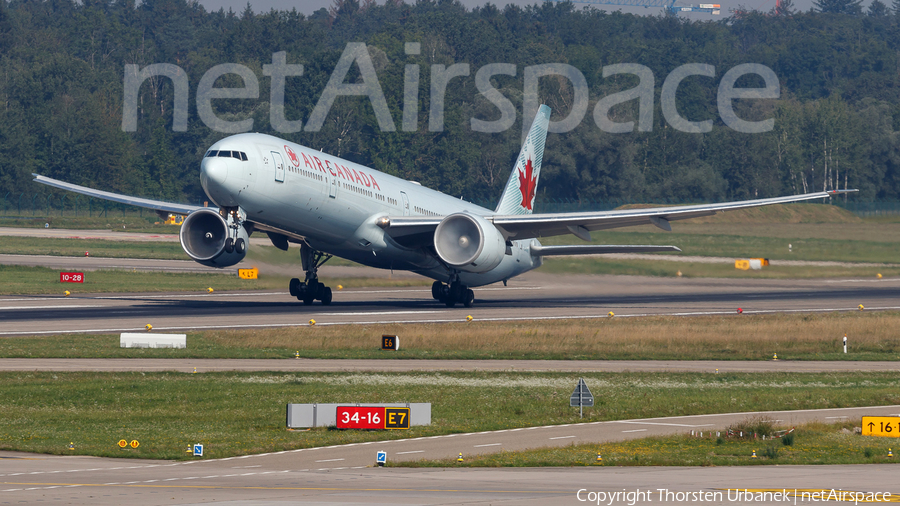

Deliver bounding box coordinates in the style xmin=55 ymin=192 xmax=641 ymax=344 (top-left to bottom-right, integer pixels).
xmin=434 ymin=213 xmax=505 ymax=273
xmin=179 ymin=208 xmax=249 ymax=268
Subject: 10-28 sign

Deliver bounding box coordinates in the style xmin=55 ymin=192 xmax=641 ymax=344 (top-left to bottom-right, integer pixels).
xmin=336 ymin=406 xmax=409 ymax=430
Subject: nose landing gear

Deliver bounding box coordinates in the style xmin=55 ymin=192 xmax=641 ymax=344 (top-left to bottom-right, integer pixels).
xmin=289 ymin=244 xmax=333 ymax=305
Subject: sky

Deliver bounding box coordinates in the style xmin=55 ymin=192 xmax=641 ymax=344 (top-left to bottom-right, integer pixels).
xmin=195 ymin=0 xmax=831 ymax=19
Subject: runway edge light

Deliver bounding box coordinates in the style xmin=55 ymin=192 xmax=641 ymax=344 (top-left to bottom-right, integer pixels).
xmin=457 ymin=453 xmax=464 ymax=463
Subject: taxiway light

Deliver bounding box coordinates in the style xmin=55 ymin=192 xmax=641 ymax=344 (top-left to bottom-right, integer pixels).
xmin=68 ymin=442 xmax=75 ymax=450
xmin=457 ymin=453 xmax=464 ymax=463
xmin=118 ymin=439 xmax=127 ymax=448
xmin=130 ymin=440 xmax=140 ymax=448
xmin=207 ymin=287 xmax=214 ymax=293
xmin=772 ymin=353 xmax=778 ymax=360
xmin=466 ymin=315 xmax=473 ymax=322
xmin=859 ymin=304 xmax=865 ymax=311
xmin=64 ymin=290 xmax=70 ymax=297
xmin=294 ymin=351 xmax=300 ymax=359
xmin=877 ymin=273 xmax=883 ymax=279
xmin=309 ymin=319 xmax=316 ymax=326
xmin=751 ymin=449 xmax=757 ymax=458
xmin=676 ymin=270 xmax=682 ymax=277
xmin=85 ymin=251 xmax=89 ymax=257
xmin=145 ymin=324 xmax=152 ymax=331
xmin=596 ymin=453 xmax=602 ymax=463
xmin=737 ymin=308 xmax=743 ymax=314
xmin=889 ymin=448 xmax=894 ymax=458
xmin=337 ymin=285 xmax=343 ymax=290
xmin=607 ymin=311 xmax=614 ymax=317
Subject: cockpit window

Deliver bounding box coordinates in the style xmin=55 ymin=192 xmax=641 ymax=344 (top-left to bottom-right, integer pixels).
xmin=206 ymin=150 xmax=247 ymax=161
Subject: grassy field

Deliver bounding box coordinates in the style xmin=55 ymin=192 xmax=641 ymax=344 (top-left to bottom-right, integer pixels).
xmin=393 ymin=420 xmax=900 ymax=467
xmin=540 ymin=257 xmax=900 ymax=279
xmin=3 ymin=311 xmax=899 ymax=360
xmin=0 ymin=236 xmax=186 ymax=259
xmin=1 ymin=371 xmax=897 ymax=460
xmin=0 ymin=264 xmax=426 ymax=295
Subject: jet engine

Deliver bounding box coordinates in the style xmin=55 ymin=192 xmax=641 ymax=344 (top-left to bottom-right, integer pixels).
xmin=179 ymin=208 xmax=249 ymax=268
xmin=433 ymin=213 xmax=505 ymax=273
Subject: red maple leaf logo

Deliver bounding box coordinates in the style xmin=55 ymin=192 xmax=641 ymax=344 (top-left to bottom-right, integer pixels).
xmin=285 ymin=145 xmax=300 ymax=167
xmin=518 ymin=158 xmax=537 ymax=210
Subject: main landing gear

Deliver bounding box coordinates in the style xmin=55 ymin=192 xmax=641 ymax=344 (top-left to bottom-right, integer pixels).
xmin=289 ymin=244 xmax=333 ymax=305
xmin=432 ymin=275 xmax=475 ymax=308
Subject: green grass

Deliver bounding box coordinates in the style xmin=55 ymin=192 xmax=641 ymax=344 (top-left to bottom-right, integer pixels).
xmin=0 ymin=214 xmax=176 ymax=232
xmin=0 ymin=236 xmax=186 ymax=259
xmin=4 ymin=311 xmax=900 ymax=360
xmin=0 ymin=264 xmax=424 ymax=295
xmin=539 ymin=258 xmax=900 ymax=279
xmin=393 ymin=420 xmax=900 ymax=467
xmin=542 ymin=230 xmax=900 ymax=265
xmin=1 ymin=371 xmax=898 ymax=460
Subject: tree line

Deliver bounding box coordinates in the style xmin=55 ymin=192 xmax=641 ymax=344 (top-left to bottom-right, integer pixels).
xmin=1 ymin=0 xmax=900 ymax=208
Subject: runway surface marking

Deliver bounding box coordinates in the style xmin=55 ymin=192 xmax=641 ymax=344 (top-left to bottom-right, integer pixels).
xmin=7 ymin=305 xmax=900 ymax=337
xmin=0 ymin=480 xmax=568 ymax=493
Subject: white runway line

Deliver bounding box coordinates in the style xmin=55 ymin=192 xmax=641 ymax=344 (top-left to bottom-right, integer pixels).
xmin=474 ymin=443 xmax=502 ymax=448
xmin=549 ymin=436 xmax=576 ymax=440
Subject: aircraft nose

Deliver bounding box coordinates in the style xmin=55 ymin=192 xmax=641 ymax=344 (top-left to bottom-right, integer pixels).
xmin=201 ymin=157 xmax=228 ymax=188
xmin=201 ymin=157 xmax=238 ymax=207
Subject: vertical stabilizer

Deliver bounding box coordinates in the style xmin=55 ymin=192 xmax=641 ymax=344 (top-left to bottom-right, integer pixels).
xmin=494 ymin=105 xmax=550 ymax=215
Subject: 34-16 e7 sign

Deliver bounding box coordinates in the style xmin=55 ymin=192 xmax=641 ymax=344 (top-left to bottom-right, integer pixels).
xmin=336 ymin=406 xmax=409 ymax=430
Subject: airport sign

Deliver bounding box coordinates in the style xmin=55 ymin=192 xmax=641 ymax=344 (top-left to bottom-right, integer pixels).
xmin=337 ymin=406 xmax=410 ymax=430
xmin=862 ymin=416 xmax=900 ymax=437
xmin=60 ymin=272 xmax=84 ymax=283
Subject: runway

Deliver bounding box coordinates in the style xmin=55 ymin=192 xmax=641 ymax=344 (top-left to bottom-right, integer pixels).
xmin=1 ymin=357 xmax=899 ymax=373
xmin=2 ymin=267 xmax=900 ymax=335
xmin=2 ymin=405 xmax=899 ymax=505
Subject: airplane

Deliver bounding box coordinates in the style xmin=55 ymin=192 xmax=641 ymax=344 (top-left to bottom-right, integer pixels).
xmin=33 ymin=105 xmax=855 ymax=308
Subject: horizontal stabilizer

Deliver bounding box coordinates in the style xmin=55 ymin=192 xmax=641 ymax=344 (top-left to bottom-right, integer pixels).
xmin=531 ymin=244 xmax=682 ymax=257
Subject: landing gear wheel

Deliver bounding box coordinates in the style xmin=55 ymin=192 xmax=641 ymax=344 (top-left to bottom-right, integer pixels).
xmin=289 ymin=278 xmax=301 ymax=297
xmin=321 ymin=287 xmax=333 ymax=305
xmin=303 ymin=293 xmax=315 ymax=305
xmin=432 ymin=281 xmax=442 ymax=300
xmin=463 ymin=289 xmax=475 ymax=308
xmin=234 ymin=238 xmax=246 ymax=254
xmin=224 ymin=237 xmax=234 ymax=254
xmin=444 ymin=297 xmax=456 ymax=308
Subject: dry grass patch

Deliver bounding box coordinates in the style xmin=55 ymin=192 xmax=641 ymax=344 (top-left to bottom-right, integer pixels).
xmin=202 ymin=311 xmax=900 ymax=360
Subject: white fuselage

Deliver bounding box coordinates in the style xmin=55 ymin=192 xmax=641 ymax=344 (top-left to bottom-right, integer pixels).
xmin=200 ymin=133 xmax=542 ymax=286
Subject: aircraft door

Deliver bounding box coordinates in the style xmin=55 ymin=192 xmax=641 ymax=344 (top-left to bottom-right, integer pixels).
xmin=400 ymin=191 xmax=410 ymax=216
xmin=329 ymin=177 xmax=337 ymax=198
xmin=271 ymin=151 xmax=285 ymax=182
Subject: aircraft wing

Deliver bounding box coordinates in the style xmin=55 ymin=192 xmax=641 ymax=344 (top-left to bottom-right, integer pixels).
xmin=381 ymin=189 xmax=856 ymax=243
xmin=32 ymin=174 xmax=205 ymax=216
